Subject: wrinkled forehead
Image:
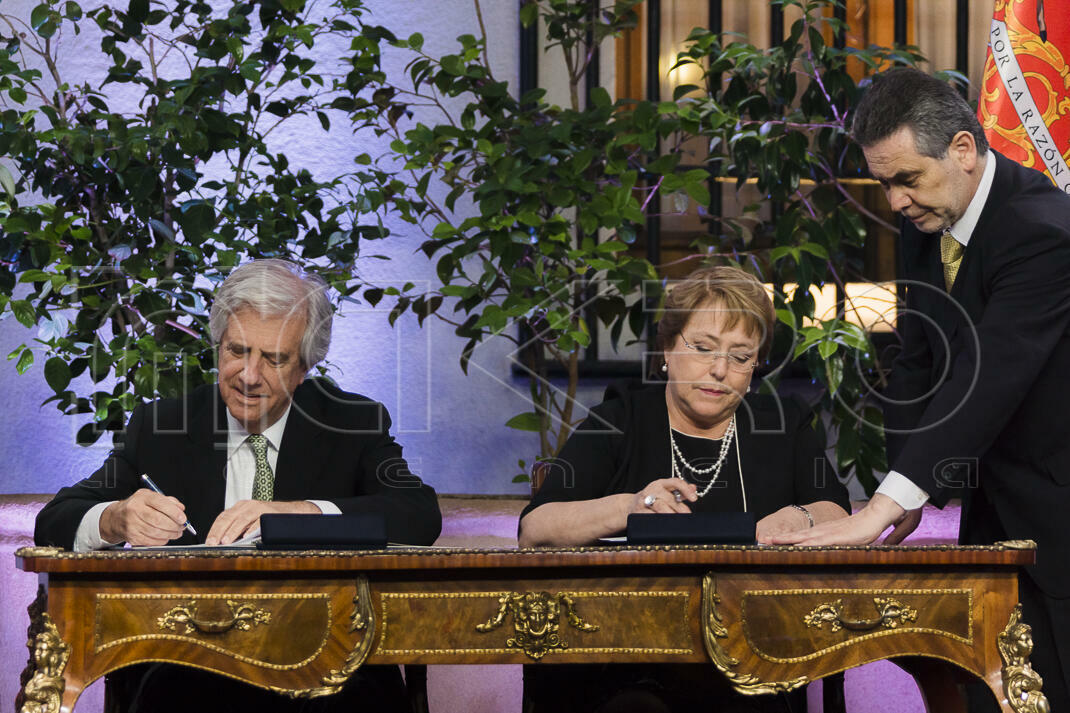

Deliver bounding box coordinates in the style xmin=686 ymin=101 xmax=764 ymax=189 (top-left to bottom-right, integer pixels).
xmin=221 ymin=307 xmax=306 ymax=350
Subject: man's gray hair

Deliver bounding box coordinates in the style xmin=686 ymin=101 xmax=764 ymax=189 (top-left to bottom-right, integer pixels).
xmin=208 ymin=259 xmax=332 ymax=369
xmin=851 ymin=67 xmax=989 ymax=158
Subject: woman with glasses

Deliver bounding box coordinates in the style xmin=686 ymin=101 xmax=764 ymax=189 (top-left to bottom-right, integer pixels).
xmin=517 ymin=265 xmax=851 ymax=713
xmin=519 ymin=264 xmax=850 ymax=549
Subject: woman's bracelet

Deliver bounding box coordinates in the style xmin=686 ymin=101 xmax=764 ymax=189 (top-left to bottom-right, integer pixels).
xmin=790 ymin=504 xmax=814 ymax=527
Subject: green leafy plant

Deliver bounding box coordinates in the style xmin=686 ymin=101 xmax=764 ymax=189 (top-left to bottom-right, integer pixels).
xmin=356 ymin=0 xmax=703 ymax=477
xmin=667 ymin=0 xmax=959 ymax=491
xmin=363 ymin=0 xmax=955 ymax=492
xmin=0 ymin=0 xmax=394 ymax=444
xmin=0 ymin=0 xmax=962 ymax=496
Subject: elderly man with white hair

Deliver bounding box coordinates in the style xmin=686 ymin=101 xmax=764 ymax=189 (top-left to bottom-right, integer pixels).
xmin=35 ymin=258 xmax=440 ymax=712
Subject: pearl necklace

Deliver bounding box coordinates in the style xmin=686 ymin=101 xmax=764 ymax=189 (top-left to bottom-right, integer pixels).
xmin=669 ymin=414 xmax=736 ymax=498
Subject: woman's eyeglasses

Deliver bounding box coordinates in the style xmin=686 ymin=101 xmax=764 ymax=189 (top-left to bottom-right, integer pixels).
xmin=678 ymin=335 xmax=757 ymax=372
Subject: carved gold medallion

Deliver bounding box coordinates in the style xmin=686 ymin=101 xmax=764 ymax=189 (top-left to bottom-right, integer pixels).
xmin=476 ymin=591 xmax=599 ymax=660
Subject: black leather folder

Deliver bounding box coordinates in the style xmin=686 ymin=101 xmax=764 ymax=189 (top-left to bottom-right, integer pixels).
xmin=258 ymin=513 xmax=388 ymax=550
xmin=626 ymin=512 xmax=756 ymax=545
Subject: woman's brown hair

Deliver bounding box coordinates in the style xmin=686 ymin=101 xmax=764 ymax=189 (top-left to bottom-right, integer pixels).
xmin=654 ymin=265 xmax=776 ymax=370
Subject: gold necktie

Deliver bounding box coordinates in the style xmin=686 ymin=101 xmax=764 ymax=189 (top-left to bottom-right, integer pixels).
xmin=940 ymin=229 xmax=964 ymax=291
xmin=247 ymin=434 xmax=274 ymax=501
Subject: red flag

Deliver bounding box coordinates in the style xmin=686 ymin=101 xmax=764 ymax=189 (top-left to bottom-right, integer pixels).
xmin=977 ymin=0 xmax=1070 ymax=194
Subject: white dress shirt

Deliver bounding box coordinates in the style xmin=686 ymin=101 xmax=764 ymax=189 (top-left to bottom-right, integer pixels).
xmin=876 ymin=150 xmax=997 ymax=511
xmin=73 ymin=402 xmax=339 ymax=551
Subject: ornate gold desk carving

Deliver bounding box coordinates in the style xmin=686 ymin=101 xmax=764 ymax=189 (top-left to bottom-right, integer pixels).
xmin=803 ymin=596 xmax=918 ymax=632
xmin=738 ymin=586 xmax=972 ymax=664
xmin=16 ymin=588 xmax=71 ymax=713
xmin=157 ymin=599 xmax=272 ymax=634
xmin=476 ymin=591 xmax=599 ymax=660
xmin=701 ymin=573 xmax=809 ymax=695
xmin=998 ymin=604 xmax=1050 ymax=713
xmin=93 ymin=591 xmax=333 ymax=669
xmin=374 ymin=589 xmax=691 ymax=658
xmin=13 ymin=544 xmax=1040 ymax=713
xmin=292 ymin=576 xmax=376 ymax=699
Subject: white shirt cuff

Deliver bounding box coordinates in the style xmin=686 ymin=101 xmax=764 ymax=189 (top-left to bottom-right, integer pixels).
xmin=876 ymin=471 xmax=930 ymax=511
xmin=307 ymin=500 xmax=341 ymax=515
xmin=73 ymin=502 xmax=123 ymax=552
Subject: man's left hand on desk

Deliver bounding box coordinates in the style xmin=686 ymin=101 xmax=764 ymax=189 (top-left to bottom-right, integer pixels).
xmin=768 ymin=494 xmax=917 ymax=546
xmin=205 ymin=499 xmax=322 ymax=545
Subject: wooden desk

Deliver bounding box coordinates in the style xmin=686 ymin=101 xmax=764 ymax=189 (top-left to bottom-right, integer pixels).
xmin=14 ymin=543 xmax=1048 ymax=713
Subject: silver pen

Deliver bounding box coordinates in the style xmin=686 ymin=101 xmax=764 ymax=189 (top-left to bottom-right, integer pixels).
xmin=140 ymin=473 xmax=198 ymax=536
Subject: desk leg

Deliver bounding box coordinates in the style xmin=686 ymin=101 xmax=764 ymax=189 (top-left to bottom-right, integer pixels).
xmin=894 ymin=656 xmax=968 ymax=713
xmin=996 ymin=604 xmax=1050 ymax=713
xmin=895 ymin=601 xmax=1053 ymax=713
xmin=15 ymin=586 xmax=80 ymax=713
xmin=821 ymin=671 xmax=845 ymax=713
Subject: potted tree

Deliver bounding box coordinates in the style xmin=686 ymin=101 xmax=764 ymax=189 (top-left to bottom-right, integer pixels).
xmin=0 ymin=0 xmax=396 ymax=443
xmin=360 ymin=0 xmax=940 ymax=492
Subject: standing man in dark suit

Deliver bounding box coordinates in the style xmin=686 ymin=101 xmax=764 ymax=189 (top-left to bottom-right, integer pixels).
xmin=35 ymin=258 xmax=441 ymax=711
xmin=773 ymin=68 xmax=1070 ymax=710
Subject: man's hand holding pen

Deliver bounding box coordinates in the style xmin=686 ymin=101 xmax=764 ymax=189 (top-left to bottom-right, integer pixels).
xmin=100 ymin=473 xmax=327 ymax=547
xmin=140 ymin=474 xmax=197 ymax=536
xmin=99 ymin=486 xmax=190 ymax=547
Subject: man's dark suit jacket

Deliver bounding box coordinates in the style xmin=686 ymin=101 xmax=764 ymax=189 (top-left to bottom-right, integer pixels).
xmin=883 ymin=151 xmax=1070 ymax=597
xmin=35 ymin=377 xmax=442 ymax=549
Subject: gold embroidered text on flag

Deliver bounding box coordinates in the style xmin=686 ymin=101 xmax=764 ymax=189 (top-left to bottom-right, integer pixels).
xmin=977 ymin=0 xmax=1070 ymax=193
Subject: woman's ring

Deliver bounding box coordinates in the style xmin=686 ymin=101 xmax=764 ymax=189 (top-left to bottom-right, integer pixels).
xmin=671 ymin=489 xmax=683 ymax=502
xmin=643 ymin=494 xmax=657 ymax=507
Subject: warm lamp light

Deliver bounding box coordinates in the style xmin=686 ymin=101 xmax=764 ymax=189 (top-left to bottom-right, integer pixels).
xmin=662 ymin=46 xmax=704 ymax=99
xmin=770 ymin=282 xmax=897 ymax=333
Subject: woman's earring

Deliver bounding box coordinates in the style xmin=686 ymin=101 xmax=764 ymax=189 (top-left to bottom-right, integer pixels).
xmin=661 ymin=363 xmax=668 ymax=373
